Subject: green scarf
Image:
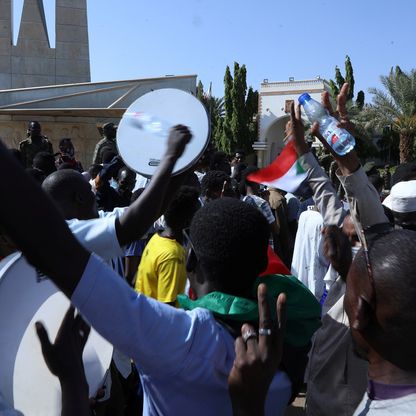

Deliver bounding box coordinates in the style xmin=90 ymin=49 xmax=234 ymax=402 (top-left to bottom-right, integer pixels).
xmin=178 ymin=274 xmax=321 ymax=347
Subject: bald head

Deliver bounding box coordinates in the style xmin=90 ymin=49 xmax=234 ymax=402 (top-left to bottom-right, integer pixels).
xmin=42 ymin=170 xmax=98 ymax=220
xmin=346 ymin=229 xmax=416 ymax=369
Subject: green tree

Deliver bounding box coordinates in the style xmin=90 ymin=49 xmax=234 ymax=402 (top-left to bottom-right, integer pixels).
xmin=335 ymin=66 xmax=345 ymax=90
xmin=196 ymin=80 xmax=225 ymax=150
xmin=246 ymin=87 xmax=259 ymax=143
xmin=365 ymin=66 xmax=416 ymax=163
xmin=328 ymin=79 xmax=340 ymax=97
xmin=230 ymin=62 xmax=249 ymax=151
xmin=330 ymin=56 xmax=364 ymax=106
xmin=196 ymin=80 xmax=204 ymax=101
xmin=219 ymin=66 xmax=234 ymax=153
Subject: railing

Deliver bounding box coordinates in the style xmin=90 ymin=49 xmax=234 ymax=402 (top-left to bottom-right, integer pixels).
xmin=261 ymin=79 xmax=326 ymax=89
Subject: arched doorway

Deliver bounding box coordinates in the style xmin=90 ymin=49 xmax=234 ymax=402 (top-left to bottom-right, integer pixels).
xmin=265 ymin=115 xmax=289 ymax=164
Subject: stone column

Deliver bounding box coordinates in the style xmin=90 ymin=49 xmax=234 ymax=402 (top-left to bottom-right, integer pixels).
xmin=12 ymin=0 xmax=56 ymax=88
xmin=0 ymin=0 xmax=12 ymax=89
xmin=55 ymin=0 xmax=91 ymax=85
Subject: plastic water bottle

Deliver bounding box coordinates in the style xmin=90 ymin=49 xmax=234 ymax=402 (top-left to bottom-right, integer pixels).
xmin=124 ymin=112 xmax=171 ymax=138
xmin=298 ymin=93 xmax=355 ymax=155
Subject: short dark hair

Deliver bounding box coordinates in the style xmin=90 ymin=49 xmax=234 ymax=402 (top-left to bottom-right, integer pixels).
xmin=32 ymin=151 xmax=56 ymax=176
xmin=164 ymin=186 xmax=200 ymax=231
xmin=190 ymin=197 xmax=269 ymax=297
xmin=201 ymin=170 xmax=229 ymax=196
xmin=239 ymin=166 xmax=259 ymax=196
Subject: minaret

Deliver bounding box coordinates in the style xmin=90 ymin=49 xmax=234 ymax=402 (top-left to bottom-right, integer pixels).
xmin=55 ymin=0 xmax=91 ymax=84
xmin=0 ymin=0 xmax=12 ymax=89
xmin=12 ymin=0 xmax=55 ymax=88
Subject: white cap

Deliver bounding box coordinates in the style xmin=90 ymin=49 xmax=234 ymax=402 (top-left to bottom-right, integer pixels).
xmin=382 ymin=180 xmax=416 ymax=213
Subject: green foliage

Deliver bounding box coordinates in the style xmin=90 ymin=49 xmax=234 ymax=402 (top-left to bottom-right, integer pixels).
xmin=329 ymin=56 xmax=378 ymax=158
xmin=211 ymin=62 xmax=259 ymax=154
xmin=330 ymin=56 xmax=364 ymax=107
xmin=230 ymin=63 xmax=249 ymax=151
xmin=335 ymin=66 xmax=345 ymax=89
xmin=196 ymin=80 xmax=204 ymax=101
xmin=345 ymin=56 xmax=355 ymax=100
xmin=356 ymin=90 xmax=365 ymax=110
xmin=196 ymin=79 xmax=225 ymax=151
xmin=328 ymin=79 xmax=339 ymax=97
xmin=365 ymin=66 xmax=416 ymax=162
xmin=246 ymin=87 xmax=259 ymax=143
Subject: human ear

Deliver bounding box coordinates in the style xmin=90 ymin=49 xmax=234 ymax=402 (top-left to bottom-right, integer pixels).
xmin=351 ymin=296 xmax=373 ymax=331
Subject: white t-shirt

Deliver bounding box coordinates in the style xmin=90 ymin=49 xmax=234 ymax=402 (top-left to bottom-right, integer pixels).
xmin=354 ymin=392 xmax=416 ymax=415
xmin=66 ymin=208 xmax=127 ymax=261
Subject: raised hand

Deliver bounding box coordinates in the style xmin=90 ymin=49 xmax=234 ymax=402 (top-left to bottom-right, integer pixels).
xmin=165 ymin=124 xmax=193 ymax=160
xmin=228 ymin=284 xmax=286 ymax=416
xmin=311 ymin=83 xmax=360 ymax=175
xmin=36 ymin=306 xmax=90 ymax=382
xmin=288 ymin=102 xmax=309 ymax=156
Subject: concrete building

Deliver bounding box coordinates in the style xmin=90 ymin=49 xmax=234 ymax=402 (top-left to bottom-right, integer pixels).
xmin=0 ymin=75 xmax=197 ymax=167
xmin=254 ymin=78 xmax=330 ymax=167
xmin=0 ymin=0 xmax=90 ymax=89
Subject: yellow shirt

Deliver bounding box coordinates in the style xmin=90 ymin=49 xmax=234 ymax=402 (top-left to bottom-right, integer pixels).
xmin=135 ymin=233 xmax=186 ymax=303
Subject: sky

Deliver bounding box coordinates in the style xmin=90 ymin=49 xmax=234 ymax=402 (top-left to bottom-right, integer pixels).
xmin=12 ymin=0 xmax=416 ymax=100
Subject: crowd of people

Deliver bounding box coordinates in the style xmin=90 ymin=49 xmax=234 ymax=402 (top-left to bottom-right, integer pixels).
xmin=1 ymin=83 xmax=416 ymax=416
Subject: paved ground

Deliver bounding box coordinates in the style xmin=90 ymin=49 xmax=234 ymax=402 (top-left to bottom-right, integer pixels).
xmin=285 ymin=393 xmax=306 ymax=416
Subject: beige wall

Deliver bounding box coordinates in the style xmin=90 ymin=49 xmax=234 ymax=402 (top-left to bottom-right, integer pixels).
xmin=0 ymin=115 xmax=104 ymax=168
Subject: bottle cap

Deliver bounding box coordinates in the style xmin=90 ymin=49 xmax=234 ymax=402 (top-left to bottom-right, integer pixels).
xmin=298 ymin=93 xmax=311 ymax=105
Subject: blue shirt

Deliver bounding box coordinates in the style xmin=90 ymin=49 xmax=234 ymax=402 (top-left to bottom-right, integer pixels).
xmin=72 ymin=254 xmax=292 ymax=416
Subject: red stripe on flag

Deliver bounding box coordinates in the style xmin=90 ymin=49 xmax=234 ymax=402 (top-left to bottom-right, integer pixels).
xmin=248 ymin=140 xmax=298 ymax=183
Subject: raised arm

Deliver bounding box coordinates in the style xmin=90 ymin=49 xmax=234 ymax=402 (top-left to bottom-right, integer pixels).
xmin=115 ymin=125 xmax=192 ymax=246
xmin=310 ymin=83 xmax=389 ymax=229
xmin=0 ymin=139 xmax=199 ymax=370
xmin=288 ymin=103 xmax=345 ymax=227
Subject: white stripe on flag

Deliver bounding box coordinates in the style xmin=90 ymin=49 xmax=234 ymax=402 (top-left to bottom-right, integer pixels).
xmin=256 ymin=160 xmax=307 ymax=192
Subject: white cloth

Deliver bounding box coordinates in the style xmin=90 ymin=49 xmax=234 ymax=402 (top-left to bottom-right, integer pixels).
xmin=291 ymin=210 xmax=328 ymax=299
xmin=382 ymin=180 xmax=416 ymax=213
xmin=354 ymin=392 xmax=416 ymax=415
xmin=72 ymin=254 xmax=292 ymax=416
xmin=66 ymin=208 xmax=127 ymax=261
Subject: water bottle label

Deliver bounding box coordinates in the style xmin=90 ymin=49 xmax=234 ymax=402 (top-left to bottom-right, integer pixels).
xmin=322 ymin=120 xmax=341 ymax=146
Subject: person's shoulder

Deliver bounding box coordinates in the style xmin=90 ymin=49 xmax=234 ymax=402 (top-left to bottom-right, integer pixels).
xmin=94 ymin=138 xmax=108 ymax=148
xmin=19 ymin=138 xmax=30 ymax=148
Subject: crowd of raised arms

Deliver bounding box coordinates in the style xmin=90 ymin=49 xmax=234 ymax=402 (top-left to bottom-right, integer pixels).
xmin=1 ymin=83 xmax=416 ymax=416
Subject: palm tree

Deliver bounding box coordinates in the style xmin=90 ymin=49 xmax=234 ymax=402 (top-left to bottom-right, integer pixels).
xmin=366 ymin=66 xmax=416 ymax=163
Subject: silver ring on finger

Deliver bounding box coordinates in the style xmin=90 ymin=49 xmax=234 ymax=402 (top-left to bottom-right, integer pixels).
xmin=242 ymin=330 xmax=257 ymax=343
xmin=258 ymin=328 xmax=273 ymax=336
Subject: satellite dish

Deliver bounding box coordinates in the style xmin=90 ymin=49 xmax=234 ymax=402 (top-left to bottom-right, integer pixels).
xmin=117 ymin=88 xmax=210 ymax=177
xmin=0 ymin=253 xmax=113 ymax=415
